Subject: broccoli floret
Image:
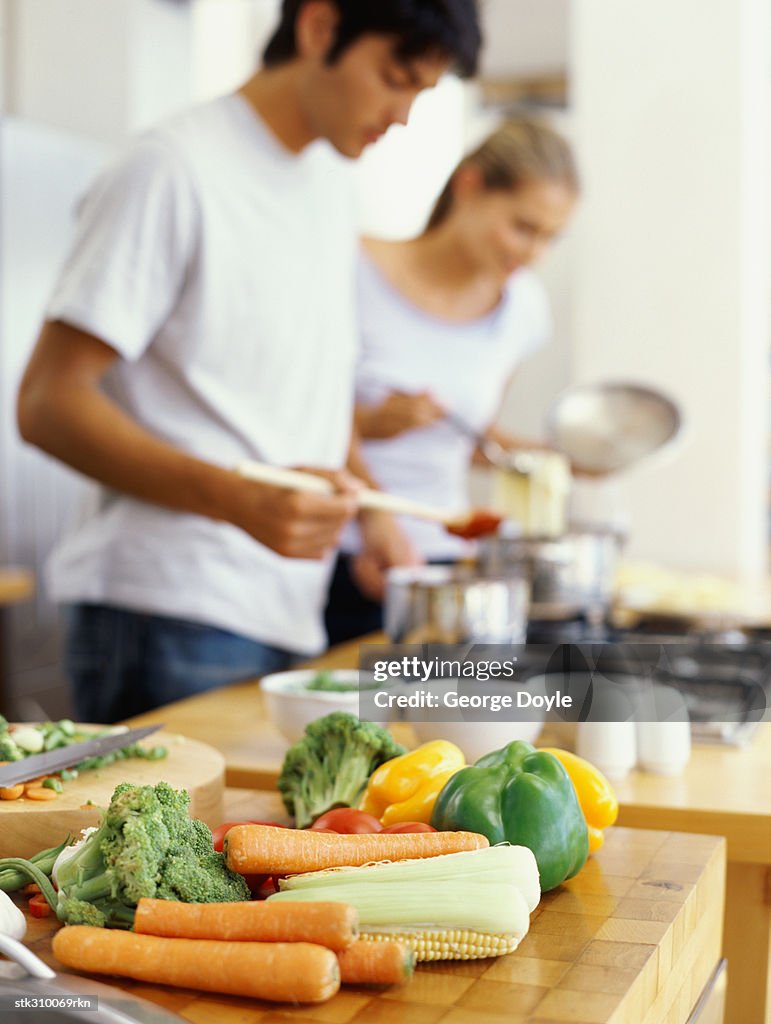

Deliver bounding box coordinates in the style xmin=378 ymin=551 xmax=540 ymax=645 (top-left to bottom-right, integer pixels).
xmin=277 ymin=711 xmax=405 ymax=828
xmin=156 ymin=846 xmax=249 ymax=904
xmin=56 ymin=897 xmax=108 ymax=928
xmin=50 ymin=781 xmax=248 ymax=927
xmin=0 ymin=734 xmax=24 ymax=761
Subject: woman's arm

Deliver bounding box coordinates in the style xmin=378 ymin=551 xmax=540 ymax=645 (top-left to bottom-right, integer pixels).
xmin=17 ymin=320 xmax=358 ymax=559
xmin=354 ymin=391 xmax=445 ymax=440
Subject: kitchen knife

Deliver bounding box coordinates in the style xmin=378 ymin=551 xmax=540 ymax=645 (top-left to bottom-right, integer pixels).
xmin=0 ymin=934 xmax=186 ymax=1023
xmin=0 ymin=725 xmax=164 ymax=788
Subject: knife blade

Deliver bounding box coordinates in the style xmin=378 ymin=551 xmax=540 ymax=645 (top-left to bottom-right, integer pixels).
xmin=0 ymin=725 xmax=164 ymax=787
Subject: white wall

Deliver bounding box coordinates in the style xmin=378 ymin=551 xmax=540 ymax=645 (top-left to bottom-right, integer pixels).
xmin=570 ymin=0 xmax=770 ymax=579
xmin=5 ymin=0 xmax=278 ymax=143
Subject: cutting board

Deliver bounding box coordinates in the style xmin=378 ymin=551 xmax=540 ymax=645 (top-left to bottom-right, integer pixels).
xmin=0 ymin=731 xmax=225 ymax=859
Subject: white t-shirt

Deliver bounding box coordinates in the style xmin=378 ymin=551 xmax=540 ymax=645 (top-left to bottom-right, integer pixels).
xmin=341 ymin=249 xmax=551 ymax=560
xmin=46 ymin=94 xmax=358 ymax=654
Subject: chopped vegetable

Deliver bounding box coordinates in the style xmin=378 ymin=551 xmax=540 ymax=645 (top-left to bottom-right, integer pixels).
xmin=1 ymin=782 xmax=249 ymax=927
xmin=134 ymin=898 xmax=358 ymax=950
xmin=224 ymin=823 xmax=488 ymax=876
xmin=0 ymin=785 xmax=25 ymax=800
xmin=305 ymin=672 xmax=357 ymax=692
xmin=0 ymin=716 xmax=167 ymax=787
xmin=277 ymin=712 xmax=405 ymax=828
xmin=0 ymin=888 xmax=27 ymax=939
xmin=24 ymin=786 xmax=58 ymax=801
xmin=268 ymin=845 xmax=540 ymax=960
xmin=28 ymin=892 xmax=52 ymax=918
xmin=338 ymin=940 xmax=414 ymax=985
xmin=52 ymin=927 xmax=341 ymax=1003
xmin=11 ymin=727 xmax=45 ymax=754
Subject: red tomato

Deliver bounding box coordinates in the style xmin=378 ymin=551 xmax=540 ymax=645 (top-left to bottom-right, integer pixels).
xmin=380 ymin=822 xmax=437 ymax=833
xmin=28 ymin=893 xmax=52 ymax=918
xmin=309 ymin=808 xmax=383 ymax=834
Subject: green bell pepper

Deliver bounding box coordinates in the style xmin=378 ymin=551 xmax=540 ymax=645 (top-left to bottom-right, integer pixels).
xmin=431 ymin=740 xmax=589 ymax=891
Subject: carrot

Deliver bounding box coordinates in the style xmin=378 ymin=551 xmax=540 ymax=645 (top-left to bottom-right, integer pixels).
xmin=224 ymin=825 xmax=489 ymax=875
xmin=338 ymin=940 xmax=415 ymax=986
xmin=24 ymin=787 xmax=58 ymax=801
xmin=52 ymin=927 xmax=340 ymax=1004
xmin=134 ymin=898 xmax=358 ymax=951
xmin=0 ymin=785 xmax=25 ymax=800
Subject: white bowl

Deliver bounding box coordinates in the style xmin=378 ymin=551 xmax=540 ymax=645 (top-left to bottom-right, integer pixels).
xmin=260 ymin=669 xmax=384 ymax=745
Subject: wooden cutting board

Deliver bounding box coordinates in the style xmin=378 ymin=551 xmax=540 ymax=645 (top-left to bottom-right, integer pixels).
xmin=0 ymin=731 xmax=225 ymax=859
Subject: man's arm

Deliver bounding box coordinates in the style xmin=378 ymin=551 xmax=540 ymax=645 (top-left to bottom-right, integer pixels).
xmin=17 ymin=321 xmax=358 ymax=559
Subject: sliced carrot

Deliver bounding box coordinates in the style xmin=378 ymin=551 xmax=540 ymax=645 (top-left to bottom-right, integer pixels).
xmin=28 ymin=893 xmax=52 ymax=918
xmin=0 ymin=784 xmax=25 ymax=800
xmin=52 ymin=927 xmax=340 ymax=1003
xmin=338 ymin=941 xmax=415 ymax=986
xmin=134 ymin=898 xmax=358 ymax=951
xmin=224 ymin=824 xmax=488 ymax=876
xmin=24 ymin=786 xmax=58 ymax=801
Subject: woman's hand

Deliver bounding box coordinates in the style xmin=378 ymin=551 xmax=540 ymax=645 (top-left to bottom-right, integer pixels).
xmin=356 ymin=390 xmax=445 ymax=440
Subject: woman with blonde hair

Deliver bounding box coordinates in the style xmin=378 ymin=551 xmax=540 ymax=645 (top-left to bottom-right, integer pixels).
xmin=326 ymin=116 xmax=580 ymax=644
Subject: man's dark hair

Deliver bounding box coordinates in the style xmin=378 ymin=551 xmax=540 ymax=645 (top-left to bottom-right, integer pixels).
xmin=262 ymin=0 xmax=482 ymax=78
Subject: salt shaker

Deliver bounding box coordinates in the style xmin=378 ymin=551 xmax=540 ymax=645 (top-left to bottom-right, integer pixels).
xmin=636 ymin=684 xmax=691 ymax=776
xmin=576 ymin=721 xmax=637 ymax=781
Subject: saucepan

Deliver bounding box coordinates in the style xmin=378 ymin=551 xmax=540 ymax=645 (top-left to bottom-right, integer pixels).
xmin=476 ymin=526 xmax=625 ymax=621
xmin=384 ymin=564 xmax=530 ymax=644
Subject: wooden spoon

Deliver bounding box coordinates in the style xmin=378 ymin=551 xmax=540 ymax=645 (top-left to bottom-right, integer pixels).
xmin=236 ymin=460 xmax=503 ymax=541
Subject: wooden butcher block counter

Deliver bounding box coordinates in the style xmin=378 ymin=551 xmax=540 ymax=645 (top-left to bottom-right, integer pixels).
xmin=126 ymin=637 xmax=771 ymax=1024
xmin=21 ymin=787 xmax=725 ymax=1024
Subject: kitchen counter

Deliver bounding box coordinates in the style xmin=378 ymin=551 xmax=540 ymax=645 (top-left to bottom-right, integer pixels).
xmin=126 ymin=636 xmax=771 ymax=1023
xmin=21 ymin=788 xmax=725 ymax=1024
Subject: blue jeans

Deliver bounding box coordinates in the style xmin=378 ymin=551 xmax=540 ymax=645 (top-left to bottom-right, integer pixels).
xmin=64 ymin=604 xmax=294 ymax=723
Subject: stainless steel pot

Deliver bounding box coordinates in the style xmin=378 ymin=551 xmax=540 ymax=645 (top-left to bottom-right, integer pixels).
xmin=384 ymin=565 xmax=530 ymax=644
xmin=476 ymin=527 xmax=625 ymax=620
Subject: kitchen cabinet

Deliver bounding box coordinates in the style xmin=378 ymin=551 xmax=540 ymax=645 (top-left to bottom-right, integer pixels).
xmin=20 ymin=788 xmax=725 ymax=1024
xmin=126 ymin=637 xmax=771 ymax=1023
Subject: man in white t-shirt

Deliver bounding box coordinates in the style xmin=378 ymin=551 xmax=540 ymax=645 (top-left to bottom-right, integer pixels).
xmin=16 ymin=0 xmax=482 ymax=722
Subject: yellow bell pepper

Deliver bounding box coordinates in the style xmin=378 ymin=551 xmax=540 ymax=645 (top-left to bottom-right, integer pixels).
xmin=540 ymin=748 xmax=619 ymax=853
xmin=360 ymin=740 xmax=466 ymax=826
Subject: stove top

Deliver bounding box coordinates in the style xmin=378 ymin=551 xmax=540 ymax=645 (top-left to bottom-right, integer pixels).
xmin=517 ymin=622 xmax=771 ymax=745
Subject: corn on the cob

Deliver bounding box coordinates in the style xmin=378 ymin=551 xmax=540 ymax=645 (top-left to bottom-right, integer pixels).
xmin=268 ymin=845 xmax=540 ymax=961
xmin=361 ymin=928 xmax=523 ymax=961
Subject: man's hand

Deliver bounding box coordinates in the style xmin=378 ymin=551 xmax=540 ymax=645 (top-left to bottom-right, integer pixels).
xmin=353 ymin=509 xmax=423 ymax=601
xmin=356 ymin=390 xmax=445 ymax=440
xmin=228 ymin=468 xmax=361 ymax=560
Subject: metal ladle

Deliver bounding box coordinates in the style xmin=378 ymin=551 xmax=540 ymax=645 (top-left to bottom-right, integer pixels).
xmin=444 ymin=411 xmax=536 ymax=476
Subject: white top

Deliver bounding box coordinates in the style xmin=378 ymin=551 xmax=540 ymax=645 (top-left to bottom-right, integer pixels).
xmin=45 ymin=94 xmax=358 ymax=654
xmin=341 ymin=250 xmax=551 ymax=559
